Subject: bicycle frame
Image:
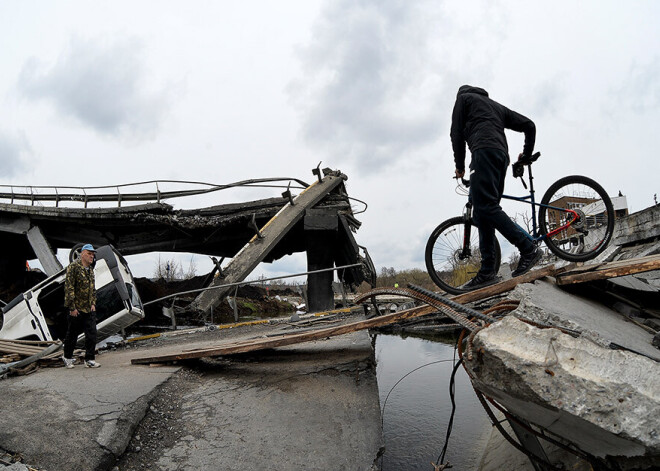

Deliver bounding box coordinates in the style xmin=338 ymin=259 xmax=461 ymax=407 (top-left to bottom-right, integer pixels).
xmin=464 ymin=163 xmax=581 ymax=247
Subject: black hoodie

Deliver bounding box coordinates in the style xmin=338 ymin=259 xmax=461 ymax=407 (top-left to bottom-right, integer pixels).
xmin=450 ymin=85 xmax=535 ymax=171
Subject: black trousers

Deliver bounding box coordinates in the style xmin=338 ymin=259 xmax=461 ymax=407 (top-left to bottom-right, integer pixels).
xmin=63 ymin=311 xmax=97 ymax=361
xmin=469 ymin=148 xmax=534 ymax=274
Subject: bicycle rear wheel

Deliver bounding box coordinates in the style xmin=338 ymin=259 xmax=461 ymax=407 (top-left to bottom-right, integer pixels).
xmin=539 ymin=175 xmax=615 ymax=262
xmin=425 ymin=216 xmax=501 ymax=294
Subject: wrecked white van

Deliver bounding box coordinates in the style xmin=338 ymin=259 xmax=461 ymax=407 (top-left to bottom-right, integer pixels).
xmin=0 ymin=245 xmax=144 ymax=343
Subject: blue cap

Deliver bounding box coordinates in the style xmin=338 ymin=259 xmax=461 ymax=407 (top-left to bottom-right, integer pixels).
xmin=81 ymin=244 xmax=96 ymax=252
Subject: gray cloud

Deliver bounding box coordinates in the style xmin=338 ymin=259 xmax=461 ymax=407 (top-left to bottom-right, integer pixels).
xmin=623 ymin=58 xmax=660 ymax=114
xmin=289 ymin=0 xmax=509 ymax=173
xmin=289 ymin=0 xmax=449 ymax=172
xmin=0 ymin=130 xmax=31 ymax=178
xmin=526 ymin=79 xmax=566 ymax=118
xmin=18 ymin=35 xmax=172 ymax=142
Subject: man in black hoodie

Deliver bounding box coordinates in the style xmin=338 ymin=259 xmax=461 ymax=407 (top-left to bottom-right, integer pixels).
xmin=450 ymin=85 xmax=542 ymax=289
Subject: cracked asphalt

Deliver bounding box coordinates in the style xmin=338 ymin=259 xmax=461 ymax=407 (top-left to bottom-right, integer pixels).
xmin=0 ymin=313 xmax=382 ymax=470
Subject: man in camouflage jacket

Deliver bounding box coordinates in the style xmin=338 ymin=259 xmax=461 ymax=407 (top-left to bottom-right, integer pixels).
xmin=62 ymin=244 xmax=100 ymax=368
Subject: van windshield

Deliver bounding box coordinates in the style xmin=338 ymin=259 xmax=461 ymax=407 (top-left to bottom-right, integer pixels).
xmin=127 ymin=283 xmax=142 ymax=311
xmin=96 ymin=284 xmax=126 ymax=321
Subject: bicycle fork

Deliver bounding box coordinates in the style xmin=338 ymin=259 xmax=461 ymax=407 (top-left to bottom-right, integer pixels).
xmin=460 ymin=203 xmax=473 ymax=260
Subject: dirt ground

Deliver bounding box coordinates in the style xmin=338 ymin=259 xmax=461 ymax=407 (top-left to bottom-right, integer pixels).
xmin=114 ymin=367 xmax=204 ymax=470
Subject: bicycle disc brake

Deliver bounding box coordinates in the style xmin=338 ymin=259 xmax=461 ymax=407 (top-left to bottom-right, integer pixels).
xmin=453 ymin=248 xmax=472 ymax=263
xmin=571 ymin=209 xmax=589 ymax=235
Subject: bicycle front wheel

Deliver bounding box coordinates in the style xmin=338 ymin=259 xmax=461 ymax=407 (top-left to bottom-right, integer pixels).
xmin=539 ymin=175 xmax=615 ymax=262
xmin=425 ymin=216 xmax=501 ymax=295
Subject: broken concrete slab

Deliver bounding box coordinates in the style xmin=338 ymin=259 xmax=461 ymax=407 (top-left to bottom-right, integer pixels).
xmin=0 ymin=314 xmax=382 ymax=471
xmin=466 ymin=316 xmax=660 ymax=469
xmin=613 ymin=204 xmax=660 ymax=246
xmin=507 ymin=279 xmax=660 ymax=361
xmin=136 ymin=332 xmax=382 ymax=471
xmin=0 ymin=350 xmax=179 ymax=471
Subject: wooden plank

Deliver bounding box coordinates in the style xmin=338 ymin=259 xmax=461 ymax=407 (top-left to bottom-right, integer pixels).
xmin=555 ymin=254 xmax=660 ymax=286
xmin=450 ymin=264 xmax=557 ymax=304
xmin=0 ymin=341 xmax=45 ymax=355
xmin=0 ymin=339 xmax=59 ymax=345
xmin=0 ymin=346 xmax=42 ymax=355
xmin=131 ymin=304 xmax=435 ymax=364
xmin=193 ymin=173 xmax=346 ymax=314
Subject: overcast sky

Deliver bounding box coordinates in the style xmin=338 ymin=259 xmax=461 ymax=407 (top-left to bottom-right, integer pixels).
xmin=1 ymin=1 xmax=659 ymax=282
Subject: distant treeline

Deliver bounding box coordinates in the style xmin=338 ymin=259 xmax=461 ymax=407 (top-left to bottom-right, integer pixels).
xmin=357 ymin=267 xmax=436 ymax=292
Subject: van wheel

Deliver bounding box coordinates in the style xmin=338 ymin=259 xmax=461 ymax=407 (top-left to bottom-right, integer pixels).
xmin=69 ymin=243 xmax=85 ymax=263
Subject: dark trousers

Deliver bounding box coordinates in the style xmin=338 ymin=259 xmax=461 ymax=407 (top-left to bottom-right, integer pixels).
xmin=469 ymin=148 xmax=534 ymax=274
xmin=63 ymin=311 xmax=97 ymax=361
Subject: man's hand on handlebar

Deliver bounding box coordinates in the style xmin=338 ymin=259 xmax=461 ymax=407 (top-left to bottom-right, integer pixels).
xmin=454 ymin=169 xmax=469 ymax=187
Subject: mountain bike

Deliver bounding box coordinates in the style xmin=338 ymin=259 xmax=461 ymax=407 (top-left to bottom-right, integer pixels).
xmin=425 ymin=152 xmax=615 ymax=294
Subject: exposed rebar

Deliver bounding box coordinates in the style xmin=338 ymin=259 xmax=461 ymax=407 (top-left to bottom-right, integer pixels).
xmin=355 ymin=287 xmax=479 ymax=331
xmin=407 ymin=284 xmax=498 ymax=323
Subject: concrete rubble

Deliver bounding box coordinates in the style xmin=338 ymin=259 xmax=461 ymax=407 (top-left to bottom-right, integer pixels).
xmin=508 ymin=280 xmax=659 ymax=361
xmin=466 ymin=315 xmax=659 ymax=468
xmin=467 ymin=204 xmax=660 ymax=469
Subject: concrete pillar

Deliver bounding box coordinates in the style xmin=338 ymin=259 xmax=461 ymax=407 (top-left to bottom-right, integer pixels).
xmin=306 ymin=230 xmax=335 ymax=312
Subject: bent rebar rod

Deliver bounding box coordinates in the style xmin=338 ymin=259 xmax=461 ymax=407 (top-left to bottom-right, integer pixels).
xmin=407 ymin=284 xmax=497 ymax=324
xmin=354 ymin=287 xmax=479 ymax=331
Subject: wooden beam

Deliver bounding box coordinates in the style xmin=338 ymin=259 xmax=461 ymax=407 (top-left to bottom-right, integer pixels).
xmin=131 ymin=304 xmax=435 ymax=364
xmin=450 ymin=264 xmax=557 ymax=304
xmin=555 ymin=254 xmax=660 ymax=286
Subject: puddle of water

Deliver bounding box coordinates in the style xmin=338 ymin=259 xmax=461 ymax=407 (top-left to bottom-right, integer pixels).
xmin=375 ymin=333 xmax=492 ymax=470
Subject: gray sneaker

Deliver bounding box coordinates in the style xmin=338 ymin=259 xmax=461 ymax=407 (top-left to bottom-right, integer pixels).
xmin=85 ymin=360 xmax=101 ymax=368
xmin=62 ymin=356 xmax=75 ymax=369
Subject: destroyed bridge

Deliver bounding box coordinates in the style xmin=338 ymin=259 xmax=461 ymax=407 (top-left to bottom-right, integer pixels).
xmin=0 ymin=167 xmax=375 ymax=313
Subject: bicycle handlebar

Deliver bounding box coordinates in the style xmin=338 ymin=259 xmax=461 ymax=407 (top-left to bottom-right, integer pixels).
xmin=453 ymin=176 xmax=471 ymax=187
xmin=517 ymin=151 xmax=541 ymax=166
xmin=453 ymin=151 xmax=541 ymax=187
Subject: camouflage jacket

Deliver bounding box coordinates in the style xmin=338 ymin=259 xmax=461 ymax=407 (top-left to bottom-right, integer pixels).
xmin=64 ymin=260 xmax=96 ymax=313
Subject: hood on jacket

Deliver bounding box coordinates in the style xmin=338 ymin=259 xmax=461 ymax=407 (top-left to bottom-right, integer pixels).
xmin=457 ymin=85 xmax=488 ymax=97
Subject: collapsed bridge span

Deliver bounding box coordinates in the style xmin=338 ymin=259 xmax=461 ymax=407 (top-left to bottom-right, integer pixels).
xmin=0 ymin=168 xmax=374 ymax=313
